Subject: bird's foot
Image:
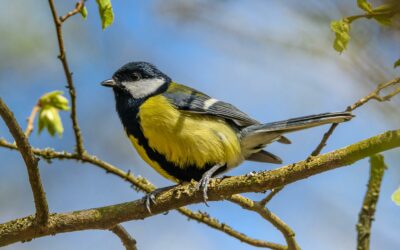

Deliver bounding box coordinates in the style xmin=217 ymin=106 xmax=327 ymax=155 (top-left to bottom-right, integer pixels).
xmin=195 ymin=164 xmax=224 ymax=206
xmin=195 ymin=175 xmax=211 ymax=206
xmin=143 ymin=185 xmax=177 ymax=214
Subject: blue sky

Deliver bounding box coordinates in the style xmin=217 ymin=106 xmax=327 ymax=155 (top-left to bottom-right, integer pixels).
xmin=0 ymin=1 xmax=399 ymax=249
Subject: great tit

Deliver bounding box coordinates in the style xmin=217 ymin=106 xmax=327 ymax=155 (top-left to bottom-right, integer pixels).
xmin=101 ymin=61 xmax=353 ymax=207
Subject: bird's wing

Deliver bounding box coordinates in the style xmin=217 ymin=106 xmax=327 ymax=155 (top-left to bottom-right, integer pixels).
xmin=163 ymin=82 xmax=259 ymax=127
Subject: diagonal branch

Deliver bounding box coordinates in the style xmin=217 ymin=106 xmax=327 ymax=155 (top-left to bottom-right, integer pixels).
xmin=60 ymin=1 xmax=85 ymax=23
xmin=109 ymin=225 xmax=138 ymax=250
xmin=259 ymin=187 xmax=284 ymax=208
xmin=48 ymin=0 xmax=85 ymax=156
xmin=0 ymin=128 xmax=399 ymax=246
xmin=24 ymin=102 xmax=40 ymax=137
xmin=0 ymin=98 xmax=49 ymax=224
xmin=356 ymin=154 xmax=386 ymax=250
xmin=310 ymin=77 xmax=400 ymax=156
xmin=228 ymin=195 xmax=299 ymax=250
xmin=0 ymin=140 xmax=276 ymax=249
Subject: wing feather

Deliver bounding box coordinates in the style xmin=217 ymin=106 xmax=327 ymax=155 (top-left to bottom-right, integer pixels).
xmin=163 ymin=82 xmax=259 ymax=126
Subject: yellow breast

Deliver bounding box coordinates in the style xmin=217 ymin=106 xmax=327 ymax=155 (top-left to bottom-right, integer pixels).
xmin=138 ymin=95 xmax=243 ymax=170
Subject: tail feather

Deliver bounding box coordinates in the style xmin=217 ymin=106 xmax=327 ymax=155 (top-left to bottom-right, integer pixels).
xmin=247 ymin=150 xmax=282 ymax=164
xmin=277 ymin=136 xmax=291 ymax=144
xmin=241 ymin=111 xmax=354 ymax=161
xmin=242 ymin=112 xmax=353 ymax=135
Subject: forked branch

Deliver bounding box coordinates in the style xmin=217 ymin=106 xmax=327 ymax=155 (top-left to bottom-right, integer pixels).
xmin=311 ymin=77 xmax=400 ymax=156
xmin=0 ymin=128 xmax=399 ymax=246
xmin=0 ymin=98 xmax=49 ymax=224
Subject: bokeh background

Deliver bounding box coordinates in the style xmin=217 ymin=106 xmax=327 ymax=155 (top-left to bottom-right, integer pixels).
xmin=0 ymin=0 xmax=399 ymax=249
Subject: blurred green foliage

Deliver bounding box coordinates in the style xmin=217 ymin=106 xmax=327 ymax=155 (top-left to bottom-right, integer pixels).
xmin=331 ymin=20 xmax=351 ymax=53
xmin=331 ymin=0 xmax=400 ymax=70
xmin=395 ymin=59 xmax=400 ymax=68
xmin=80 ymin=6 xmax=88 ymax=20
xmin=37 ymin=91 xmax=69 ymax=137
xmin=392 ymin=187 xmax=400 ymax=206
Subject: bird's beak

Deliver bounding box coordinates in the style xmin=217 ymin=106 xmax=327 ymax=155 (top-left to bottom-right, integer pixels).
xmin=101 ymin=79 xmax=117 ymax=88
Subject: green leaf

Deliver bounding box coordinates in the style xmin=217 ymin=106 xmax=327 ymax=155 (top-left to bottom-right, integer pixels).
xmin=373 ymin=4 xmax=396 ymax=14
xmin=38 ymin=107 xmax=64 ymax=137
xmin=38 ymin=110 xmax=46 ymax=134
xmin=357 ymin=0 xmax=373 ymax=13
xmin=51 ymin=108 xmax=64 ymax=137
xmin=392 ymin=187 xmax=400 ymax=206
xmin=37 ymin=91 xmax=68 ymax=137
xmin=38 ymin=107 xmax=55 ymax=136
xmin=96 ymin=0 xmax=114 ymax=29
xmin=373 ymin=16 xmax=392 ymax=26
xmin=372 ymin=4 xmax=398 ymax=26
xmin=80 ymin=6 xmax=88 ymax=20
xmin=394 ymin=59 xmax=400 ymax=68
xmin=39 ymin=91 xmax=70 ymax=110
xmin=331 ymin=20 xmax=351 ymax=53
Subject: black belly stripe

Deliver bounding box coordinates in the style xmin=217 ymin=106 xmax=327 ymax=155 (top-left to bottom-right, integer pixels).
xmin=114 ymin=89 xmax=227 ymax=182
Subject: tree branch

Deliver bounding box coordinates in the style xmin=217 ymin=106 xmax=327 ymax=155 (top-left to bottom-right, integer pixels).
xmin=259 ymin=187 xmax=284 ymax=208
xmin=60 ymin=1 xmax=85 ymax=23
xmin=310 ymin=77 xmax=400 ymax=156
xmin=178 ymin=208 xmax=286 ymax=250
xmin=0 ymin=129 xmax=399 ymax=246
xmin=24 ymin=102 xmax=40 ymax=137
xmin=0 ymin=98 xmax=49 ymax=224
xmin=356 ymin=154 xmax=386 ymax=250
xmin=0 ymin=140 xmax=276 ymax=249
xmin=48 ymin=0 xmax=84 ymax=156
xmin=228 ymin=195 xmax=299 ymax=250
xmin=109 ymin=225 xmax=137 ymax=250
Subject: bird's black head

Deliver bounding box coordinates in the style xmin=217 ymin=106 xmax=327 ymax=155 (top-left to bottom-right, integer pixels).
xmin=101 ymin=62 xmax=171 ymax=99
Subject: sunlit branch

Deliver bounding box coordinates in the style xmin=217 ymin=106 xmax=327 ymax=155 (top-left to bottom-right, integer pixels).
xmin=356 ymin=154 xmax=386 ymax=250
xmin=0 ymin=128 xmax=399 ymax=246
xmin=0 ymin=139 xmax=275 ymax=249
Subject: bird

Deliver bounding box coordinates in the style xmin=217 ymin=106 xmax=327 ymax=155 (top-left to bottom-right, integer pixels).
xmin=101 ymin=61 xmax=353 ymax=209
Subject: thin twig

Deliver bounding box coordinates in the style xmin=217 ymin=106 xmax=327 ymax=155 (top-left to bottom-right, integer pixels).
xmin=48 ymin=0 xmax=85 ymax=156
xmin=259 ymin=187 xmax=284 ymax=208
xmin=310 ymin=123 xmax=339 ymax=157
xmin=310 ymin=77 xmax=400 ymax=156
xmin=24 ymin=102 xmax=40 ymax=137
xmin=356 ymin=154 xmax=386 ymax=250
xmin=0 ymin=98 xmax=49 ymax=224
xmin=347 ymin=78 xmax=400 ymax=111
xmin=0 ymin=139 xmax=276 ymax=249
xmin=110 ymin=225 xmax=137 ymax=250
xmin=60 ymin=1 xmax=85 ymax=23
xmin=228 ymin=195 xmax=299 ymax=250
xmin=182 ymin=209 xmax=286 ymax=250
xmin=0 ymin=129 xmax=399 ymax=246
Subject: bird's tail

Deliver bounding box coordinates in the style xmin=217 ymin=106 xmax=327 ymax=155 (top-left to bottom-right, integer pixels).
xmin=242 ymin=112 xmax=353 ymax=135
xmin=240 ymin=111 xmax=354 ymax=164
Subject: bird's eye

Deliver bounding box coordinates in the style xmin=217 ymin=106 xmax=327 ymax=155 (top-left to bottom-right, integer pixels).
xmin=132 ymin=72 xmax=142 ymax=81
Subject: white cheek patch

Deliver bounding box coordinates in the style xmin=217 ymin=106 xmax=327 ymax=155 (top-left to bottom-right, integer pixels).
xmin=203 ymin=98 xmax=219 ymax=110
xmin=123 ymin=78 xmax=165 ymax=98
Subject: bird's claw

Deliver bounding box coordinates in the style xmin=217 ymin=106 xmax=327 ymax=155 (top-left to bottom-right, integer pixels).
xmin=142 ymin=185 xmax=177 ymax=214
xmin=194 ymin=164 xmax=224 ymax=206
xmin=144 ymin=193 xmax=157 ymax=214
xmin=195 ymin=176 xmax=211 ymax=206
